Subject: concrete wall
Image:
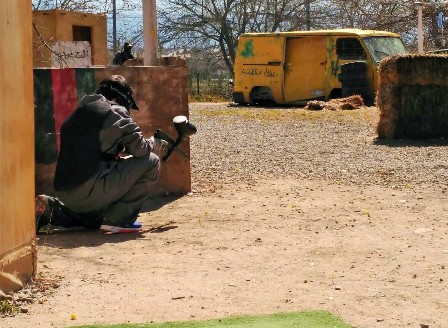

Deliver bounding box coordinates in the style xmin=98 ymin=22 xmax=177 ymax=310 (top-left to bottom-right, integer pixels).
xmin=33 ymin=9 xmax=108 ymax=67
xmin=35 ymin=65 xmax=191 ymax=198
xmin=0 ymin=0 xmax=36 ymax=296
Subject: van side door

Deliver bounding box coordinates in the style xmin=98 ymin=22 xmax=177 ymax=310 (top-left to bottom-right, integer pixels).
xmin=283 ymin=36 xmax=327 ymax=103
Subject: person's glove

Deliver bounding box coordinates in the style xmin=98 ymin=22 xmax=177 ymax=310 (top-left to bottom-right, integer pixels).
xmin=149 ymin=136 xmax=170 ymax=158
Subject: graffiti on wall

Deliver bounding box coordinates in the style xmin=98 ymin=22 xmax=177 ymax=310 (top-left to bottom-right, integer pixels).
xmin=51 ymin=41 xmax=92 ymax=68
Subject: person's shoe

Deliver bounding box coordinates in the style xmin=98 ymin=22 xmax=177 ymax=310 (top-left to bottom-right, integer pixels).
xmin=35 ymin=195 xmax=53 ymax=232
xmin=100 ymin=221 xmax=142 ymax=234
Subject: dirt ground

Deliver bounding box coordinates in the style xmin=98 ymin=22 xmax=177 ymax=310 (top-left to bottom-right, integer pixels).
xmin=2 ymin=103 xmax=448 ymax=328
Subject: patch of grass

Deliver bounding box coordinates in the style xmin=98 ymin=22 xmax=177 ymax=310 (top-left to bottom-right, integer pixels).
xmin=193 ymin=105 xmax=379 ymax=125
xmin=188 ymin=94 xmax=231 ymax=103
xmin=0 ymin=300 xmax=18 ymax=315
xmin=70 ymin=311 xmax=353 ymax=328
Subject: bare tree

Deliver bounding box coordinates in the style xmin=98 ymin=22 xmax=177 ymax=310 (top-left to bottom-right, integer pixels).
xmin=421 ymin=2 xmax=448 ymax=51
xmin=158 ymin=0 xmax=315 ymax=74
xmin=32 ymin=0 xmax=447 ymax=71
xmin=157 ymin=0 xmax=430 ymax=75
xmin=32 ymin=0 xmax=111 ymax=12
xmin=296 ymin=0 xmax=427 ymax=52
xmin=318 ymin=1 xmax=448 ymax=52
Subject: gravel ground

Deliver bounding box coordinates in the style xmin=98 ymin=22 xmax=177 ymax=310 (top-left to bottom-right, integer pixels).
xmin=189 ymin=102 xmax=448 ymax=191
xmin=3 ymin=101 xmax=448 ymax=328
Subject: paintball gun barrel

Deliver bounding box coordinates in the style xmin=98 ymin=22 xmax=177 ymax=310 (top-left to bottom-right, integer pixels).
xmin=154 ymin=115 xmax=197 ymax=161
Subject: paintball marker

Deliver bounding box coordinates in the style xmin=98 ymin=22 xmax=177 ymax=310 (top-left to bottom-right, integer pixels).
xmin=154 ymin=115 xmax=197 ymax=161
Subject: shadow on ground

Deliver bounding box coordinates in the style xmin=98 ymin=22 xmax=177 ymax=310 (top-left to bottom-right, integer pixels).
xmin=36 ymin=195 xmax=183 ymax=250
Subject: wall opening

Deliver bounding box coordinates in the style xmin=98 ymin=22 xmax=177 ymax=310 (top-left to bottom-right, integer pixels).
xmin=73 ymin=25 xmax=93 ymax=62
xmin=73 ymin=25 xmax=91 ymax=43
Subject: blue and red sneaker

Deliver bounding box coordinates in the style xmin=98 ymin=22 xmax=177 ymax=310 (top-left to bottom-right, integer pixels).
xmin=100 ymin=221 xmax=142 ymax=234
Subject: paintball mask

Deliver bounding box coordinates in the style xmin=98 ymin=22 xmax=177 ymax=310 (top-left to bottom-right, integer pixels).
xmin=97 ymin=76 xmax=139 ymax=111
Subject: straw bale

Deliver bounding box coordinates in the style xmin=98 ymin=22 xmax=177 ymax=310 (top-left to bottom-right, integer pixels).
xmin=379 ymin=54 xmax=448 ymax=86
xmin=377 ymin=83 xmax=448 ymax=139
xmin=376 ymin=84 xmax=399 ymax=139
xmin=378 ymin=55 xmax=399 ymax=85
xmin=395 ymin=84 xmax=448 ymax=139
xmin=377 ymin=54 xmax=448 ymax=139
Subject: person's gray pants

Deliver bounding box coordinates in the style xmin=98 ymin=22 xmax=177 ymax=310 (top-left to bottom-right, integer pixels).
xmin=56 ymin=153 xmax=160 ymax=227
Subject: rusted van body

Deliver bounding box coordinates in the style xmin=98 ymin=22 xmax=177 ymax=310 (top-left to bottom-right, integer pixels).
xmin=232 ymin=29 xmax=407 ymax=106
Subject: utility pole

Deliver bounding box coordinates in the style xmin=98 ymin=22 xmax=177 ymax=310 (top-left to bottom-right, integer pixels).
xmin=143 ymin=0 xmax=158 ymax=66
xmin=113 ymin=0 xmax=117 ymax=53
xmin=415 ymin=1 xmax=424 ymax=53
xmin=415 ymin=1 xmax=448 ymax=54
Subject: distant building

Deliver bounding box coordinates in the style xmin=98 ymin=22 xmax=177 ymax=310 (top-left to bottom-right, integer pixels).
xmin=32 ymin=9 xmax=108 ymax=68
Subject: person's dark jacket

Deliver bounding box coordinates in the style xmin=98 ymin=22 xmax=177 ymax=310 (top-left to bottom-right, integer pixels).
xmin=54 ymin=95 xmax=152 ymax=191
xmin=112 ymin=49 xmax=134 ymax=65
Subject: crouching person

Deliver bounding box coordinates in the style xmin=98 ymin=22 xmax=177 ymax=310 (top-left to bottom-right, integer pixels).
xmin=35 ymin=75 xmax=169 ymax=234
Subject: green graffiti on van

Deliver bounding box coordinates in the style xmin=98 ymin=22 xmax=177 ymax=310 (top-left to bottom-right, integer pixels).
xmin=240 ymin=39 xmax=254 ymax=58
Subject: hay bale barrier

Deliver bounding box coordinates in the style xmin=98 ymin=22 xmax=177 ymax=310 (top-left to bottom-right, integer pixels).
xmin=377 ymin=54 xmax=448 ymax=139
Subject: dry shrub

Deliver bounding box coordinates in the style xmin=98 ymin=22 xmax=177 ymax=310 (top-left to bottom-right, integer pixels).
xmin=304 ymin=95 xmax=364 ymax=111
xmin=305 ymin=100 xmax=329 ymax=111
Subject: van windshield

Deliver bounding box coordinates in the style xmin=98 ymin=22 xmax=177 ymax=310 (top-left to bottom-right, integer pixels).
xmin=362 ymin=36 xmax=407 ymax=62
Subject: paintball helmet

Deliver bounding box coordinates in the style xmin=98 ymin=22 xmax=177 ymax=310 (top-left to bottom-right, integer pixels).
xmin=96 ymin=75 xmax=139 ymax=111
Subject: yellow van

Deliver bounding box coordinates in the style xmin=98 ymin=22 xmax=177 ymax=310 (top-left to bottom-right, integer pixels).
xmin=232 ymin=29 xmax=407 ymax=106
